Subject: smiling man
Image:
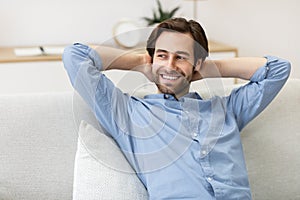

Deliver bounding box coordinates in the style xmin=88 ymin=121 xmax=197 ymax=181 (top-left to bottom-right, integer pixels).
xmin=152 ymin=33 xmax=196 ymax=98
xmin=146 ymin=19 xmax=208 ymax=99
xmin=63 ymin=18 xmax=291 ymax=199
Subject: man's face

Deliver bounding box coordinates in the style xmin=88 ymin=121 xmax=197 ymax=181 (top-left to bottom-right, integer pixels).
xmin=152 ymin=31 xmax=199 ymax=98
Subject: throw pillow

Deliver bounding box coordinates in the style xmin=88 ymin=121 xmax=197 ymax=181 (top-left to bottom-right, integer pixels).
xmin=73 ymin=120 xmax=148 ymax=200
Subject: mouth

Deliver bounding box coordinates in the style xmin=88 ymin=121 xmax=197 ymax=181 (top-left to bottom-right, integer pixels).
xmin=160 ymin=74 xmax=181 ymax=81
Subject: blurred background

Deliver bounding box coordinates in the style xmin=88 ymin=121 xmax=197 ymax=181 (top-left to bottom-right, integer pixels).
xmin=0 ymin=0 xmax=299 ymax=93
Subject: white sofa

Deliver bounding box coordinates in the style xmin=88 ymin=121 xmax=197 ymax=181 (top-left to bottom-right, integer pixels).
xmin=1 ymin=79 xmax=300 ymax=200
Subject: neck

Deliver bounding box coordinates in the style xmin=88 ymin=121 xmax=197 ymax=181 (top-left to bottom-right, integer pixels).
xmin=156 ymin=86 xmax=190 ymax=99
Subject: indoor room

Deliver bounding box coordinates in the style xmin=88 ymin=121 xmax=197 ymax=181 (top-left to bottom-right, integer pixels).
xmin=0 ymin=0 xmax=299 ymax=199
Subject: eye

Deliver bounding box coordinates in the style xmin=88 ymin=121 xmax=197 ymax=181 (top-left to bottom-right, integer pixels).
xmin=157 ymin=54 xmax=167 ymax=59
xmin=176 ymin=55 xmax=187 ymax=60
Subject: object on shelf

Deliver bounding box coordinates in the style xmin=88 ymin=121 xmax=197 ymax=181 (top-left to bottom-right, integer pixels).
xmin=14 ymin=46 xmax=65 ymax=57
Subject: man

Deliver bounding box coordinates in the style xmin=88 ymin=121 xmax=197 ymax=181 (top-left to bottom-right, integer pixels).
xmin=63 ymin=18 xmax=290 ymax=199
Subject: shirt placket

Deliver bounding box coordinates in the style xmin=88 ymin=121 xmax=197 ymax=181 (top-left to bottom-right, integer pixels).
xmin=183 ymin=98 xmax=220 ymax=198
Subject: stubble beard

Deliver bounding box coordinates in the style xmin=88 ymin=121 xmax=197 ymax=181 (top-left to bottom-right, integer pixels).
xmin=153 ymin=68 xmax=192 ymax=97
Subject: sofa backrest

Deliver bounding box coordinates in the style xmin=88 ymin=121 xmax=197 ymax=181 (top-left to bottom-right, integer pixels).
xmin=241 ymin=79 xmax=300 ymax=199
xmin=0 ymin=79 xmax=299 ymax=200
xmin=0 ymin=92 xmax=77 ymax=200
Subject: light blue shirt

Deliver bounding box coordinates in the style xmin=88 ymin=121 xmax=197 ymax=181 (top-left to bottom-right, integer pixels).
xmin=63 ymin=43 xmax=291 ymax=200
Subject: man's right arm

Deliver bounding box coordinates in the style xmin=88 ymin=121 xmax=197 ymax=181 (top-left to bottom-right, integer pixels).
xmin=91 ymin=45 xmax=146 ymax=71
xmin=62 ymin=43 xmax=136 ymax=139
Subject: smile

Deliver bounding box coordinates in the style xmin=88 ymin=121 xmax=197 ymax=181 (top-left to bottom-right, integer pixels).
xmin=161 ymin=74 xmax=181 ymax=80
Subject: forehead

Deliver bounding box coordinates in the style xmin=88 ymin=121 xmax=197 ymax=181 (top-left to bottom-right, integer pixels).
xmin=155 ymin=31 xmax=194 ymax=55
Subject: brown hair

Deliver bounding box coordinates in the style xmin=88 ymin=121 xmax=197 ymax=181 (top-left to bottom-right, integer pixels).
xmin=146 ymin=17 xmax=209 ymax=65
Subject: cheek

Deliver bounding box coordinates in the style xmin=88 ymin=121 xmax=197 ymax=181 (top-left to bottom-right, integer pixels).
xmin=151 ymin=62 xmax=161 ymax=73
xmin=151 ymin=66 xmax=157 ymax=75
xmin=181 ymin=65 xmax=194 ymax=76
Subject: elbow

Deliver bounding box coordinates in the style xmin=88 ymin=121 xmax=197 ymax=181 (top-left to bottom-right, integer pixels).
xmin=286 ymin=61 xmax=292 ymax=77
xmin=271 ymin=58 xmax=292 ymax=81
xmin=62 ymin=44 xmax=83 ymax=87
xmin=281 ymin=60 xmax=292 ymax=80
xmin=62 ymin=45 xmax=76 ymax=71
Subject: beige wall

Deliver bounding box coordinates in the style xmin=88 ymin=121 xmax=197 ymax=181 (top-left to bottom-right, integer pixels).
xmin=0 ymin=0 xmax=299 ymax=79
xmin=0 ymin=0 xmax=154 ymax=46
xmin=195 ymin=0 xmax=300 ymax=78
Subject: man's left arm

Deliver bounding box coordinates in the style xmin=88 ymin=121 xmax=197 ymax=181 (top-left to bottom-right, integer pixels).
xmin=199 ymin=57 xmax=267 ymax=80
xmin=200 ymin=56 xmax=291 ymax=130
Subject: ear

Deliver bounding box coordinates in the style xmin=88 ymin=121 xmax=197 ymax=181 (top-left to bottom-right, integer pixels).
xmin=191 ymin=59 xmax=203 ymax=82
xmin=194 ymin=59 xmax=202 ymax=72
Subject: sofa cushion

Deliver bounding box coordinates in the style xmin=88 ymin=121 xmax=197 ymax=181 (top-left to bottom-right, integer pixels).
xmin=73 ymin=120 xmax=148 ymax=200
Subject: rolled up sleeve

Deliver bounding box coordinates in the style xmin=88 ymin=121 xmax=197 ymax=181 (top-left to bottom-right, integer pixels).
xmin=62 ymin=43 xmax=131 ymax=138
xmin=227 ymin=55 xmax=291 ymax=130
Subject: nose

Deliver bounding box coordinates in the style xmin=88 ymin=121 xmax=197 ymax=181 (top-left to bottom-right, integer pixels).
xmin=166 ymin=55 xmax=176 ymax=70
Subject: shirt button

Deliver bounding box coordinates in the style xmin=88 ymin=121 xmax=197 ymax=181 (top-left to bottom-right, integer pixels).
xmin=193 ymin=132 xmax=198 ymax=137
xmin=164 ymin=94 xmax=169 ymax=99
xmin=207 ymin=177 xmax=213 ymax=182
xmin=201 ymin=150 xmax=207 ymax=156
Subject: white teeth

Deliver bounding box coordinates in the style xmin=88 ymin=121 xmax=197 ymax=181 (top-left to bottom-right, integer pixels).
xmin=162 ymin=74 xmax=179 ymax=80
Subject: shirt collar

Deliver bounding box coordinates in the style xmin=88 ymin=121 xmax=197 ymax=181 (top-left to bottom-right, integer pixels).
xmin=144 ymin=92 xmax=202 ymax=101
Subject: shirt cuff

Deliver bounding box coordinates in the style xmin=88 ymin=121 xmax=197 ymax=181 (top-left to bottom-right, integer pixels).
xmin=250 ymin=55 xmax=278 ymax=82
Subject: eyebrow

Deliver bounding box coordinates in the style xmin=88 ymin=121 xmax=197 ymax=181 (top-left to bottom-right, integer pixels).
xmin=156 ymin=49 xmax=191 ymax=57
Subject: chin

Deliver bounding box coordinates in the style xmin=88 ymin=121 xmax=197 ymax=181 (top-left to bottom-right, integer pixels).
xmin=154 ymin=76 xmax=191 ymax=97
xmin=156 ymin=84 xmax=175 ymax=95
